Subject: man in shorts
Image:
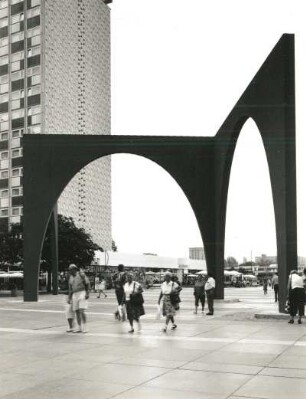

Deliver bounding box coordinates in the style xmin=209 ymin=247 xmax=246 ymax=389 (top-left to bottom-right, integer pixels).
xmin=68 ymin=264 xmax=90 ymax=333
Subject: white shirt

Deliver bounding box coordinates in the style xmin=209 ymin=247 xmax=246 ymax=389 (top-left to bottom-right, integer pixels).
xmin=205 ymin=277 xmax=215 ymax=291
xmin=290 ymin=273 xmax=304 ymax=289
xmin=161 ymin=281 xmax=178 ymax=295
xmin=124 ymin=281 xmax=140 ymax=297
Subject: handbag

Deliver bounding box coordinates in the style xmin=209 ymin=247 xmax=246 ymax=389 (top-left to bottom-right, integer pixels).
xmin=129 ymin=282 xmax=144 ymax=306
xmin=285 ymin=298 xmax=291 ymax=314
xmin=169 ymin=282 xmax=181 ymax=305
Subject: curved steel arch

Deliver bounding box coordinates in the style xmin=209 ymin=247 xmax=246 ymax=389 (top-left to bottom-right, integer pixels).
xmin=23 ymin=34 xmax=296 ymax=312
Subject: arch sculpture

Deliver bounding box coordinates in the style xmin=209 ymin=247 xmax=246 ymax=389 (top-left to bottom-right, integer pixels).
xmin=23 ymin=34 xmax=296 ymax=312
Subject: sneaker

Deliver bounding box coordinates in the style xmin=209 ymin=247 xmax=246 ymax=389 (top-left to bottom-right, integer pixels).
xmin=128 ymin=329 xmax=134 ymax=333
xmin=73 ymin=329 xmax=82 ymax=333
xmin=288 ymin=319 xmax=294 ymax=324
xmin=171 ymin=324 xmax=177 ymax=330
xmin=298 ymin=319 xmax=302 ymax=324
xmin=66 ymin=328 xmax=74 ymax=333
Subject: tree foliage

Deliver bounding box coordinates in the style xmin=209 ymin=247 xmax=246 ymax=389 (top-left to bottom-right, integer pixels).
xmin=0 ymin=224 xmax=23 ymax=266
xmin=224 ymin=256 xmax=239 ymax=269
xmin=42 ymin=215 xmax=103 ymax=271
xmin=0 ymin=215 xmax=103 ymax=271
xmin=112 ymin=239 xmax=118 ymax=252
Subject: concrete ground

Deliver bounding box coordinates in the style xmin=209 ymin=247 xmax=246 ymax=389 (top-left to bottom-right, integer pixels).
xmin=0 ymin=286 xmax=305 ymax=399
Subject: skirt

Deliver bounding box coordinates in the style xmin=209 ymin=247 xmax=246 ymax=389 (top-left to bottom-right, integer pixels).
xmin=162 ymin=294 xmax=176 ymax=317
xmin=126 ymin=300 xmax=145 ymax=321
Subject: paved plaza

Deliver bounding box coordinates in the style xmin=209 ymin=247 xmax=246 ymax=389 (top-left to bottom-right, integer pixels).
xmin=0 ymin=286 xmax=305 ymax=399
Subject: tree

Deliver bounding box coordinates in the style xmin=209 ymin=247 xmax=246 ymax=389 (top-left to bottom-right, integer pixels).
xmin=42 ymin=215 xmax=103 ymax=271
xmin=225 ymin=256 xmax=238 ymax=269
xmin=0 ymin=215 xmax=103 ymax=272
xmin=0 ymin=224 xmax=23 ymax=267
xmin=112 ymin=239 xmax=118 ymax=252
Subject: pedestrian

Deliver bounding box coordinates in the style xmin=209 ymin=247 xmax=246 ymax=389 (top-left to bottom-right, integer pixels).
xmin=123 ymin=272 xmax=145 ymax=333
xmin=158 ymin=271 xmax=180 ymax=332
xmin=205 ymin=272 xmax=215 ymax=315
xmin=287 ymin=269 xmax=304 ymax=324
xmin=58 ymin=270 xmax=75 ymax=332
xmin=271 ymin=272 xmax=279 ymax=302
xmin=193 ymin=275 xmax=205 ymax=314
xmin=68 ymin=264 xmax=90 ymax=333
xmin=263 ymin=279 xmax=268 ymax=295
xmin=94 ymin=275 xmax=100 ymax=293
xmin=113 ymin=264 xmax=127 ymax=321
xmin=97 ymin=276 xmax=107 ymax=298
xmin=171 ymin=274 xmax=182 ymax=310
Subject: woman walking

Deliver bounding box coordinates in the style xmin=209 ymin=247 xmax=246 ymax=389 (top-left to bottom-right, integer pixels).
xmin=97 ymin=277 xmax=107 ymax=298
xmin=123 ymin=273 xmax=145 ymax=333
xmin=158 ymin=271 xmax=180 ymax=332
xmin=287 ymin=269 xmax=304 ymax=324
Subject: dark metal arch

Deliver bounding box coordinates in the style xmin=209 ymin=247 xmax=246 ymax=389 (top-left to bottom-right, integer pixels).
xmin=23 ymin=34 xmax=296 ymax=312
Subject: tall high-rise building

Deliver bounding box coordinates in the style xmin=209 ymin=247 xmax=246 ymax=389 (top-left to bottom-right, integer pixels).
xmin=189 ymin=247 xmax=205 ymax=261
xmin=0 ymin=0 xmax=112 ymax=249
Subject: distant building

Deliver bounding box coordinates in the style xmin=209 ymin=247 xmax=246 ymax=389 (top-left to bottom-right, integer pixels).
xmin=94 ymin=251 xmax=206 ymax=273
xmin=298 ymin=256 xmax=306 ymax=271
xmin=189 ymin=247 xmax=205 ymax=260
xmin=255 ymin=254 xmax=277 ymax=265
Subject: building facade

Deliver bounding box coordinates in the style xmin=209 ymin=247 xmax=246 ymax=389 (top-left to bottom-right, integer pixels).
xmin=0 ymin=0 xmax=112 ymax=249
xmin=189 ymin=247 xmax=205 ymax=260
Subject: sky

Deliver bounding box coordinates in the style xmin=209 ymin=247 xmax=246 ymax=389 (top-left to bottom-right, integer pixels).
xmin=109 ymin=0 xmax=306 ymax=262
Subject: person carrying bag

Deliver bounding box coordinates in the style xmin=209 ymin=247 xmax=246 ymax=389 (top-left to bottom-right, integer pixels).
xmin=123 ymin=273 xmax=145 ymax=333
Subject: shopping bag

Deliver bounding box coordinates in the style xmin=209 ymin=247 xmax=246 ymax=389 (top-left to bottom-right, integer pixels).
xmin=156 ymin=304 xmax=162 ymax=320
xmin=118 ymin=304 xmax=127 ymax=321
xmin=285 ymin=299 xmax=291 ymax=314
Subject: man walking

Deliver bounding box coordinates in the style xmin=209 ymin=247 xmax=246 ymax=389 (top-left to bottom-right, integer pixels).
xmin=113 ymin=264 xmax=127 ymax=320
xmin=205 ymin=272 xmax=215 ymax=315
xmin=271 ymin=272 xmax=279 ymax=302
xmin=68 ymin=264 xmax=90 ymax=333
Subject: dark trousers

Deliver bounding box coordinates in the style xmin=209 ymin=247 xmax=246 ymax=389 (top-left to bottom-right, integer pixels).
xmin=206 ymin=289 xmax=214 ymax=314
xmin=195 ymin=294 xmax=205 ymax=309
xmin=274 ymin=284 xmax=279 ymax=301
xmin=289 ymin=287 xmax=305 ymax=317
xmin=115 ymin=289 xmax=124 ymax=305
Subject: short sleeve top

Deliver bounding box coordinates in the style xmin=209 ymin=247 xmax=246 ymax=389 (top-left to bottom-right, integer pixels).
xmin=161 ymin=281 xmax=178 ymax=295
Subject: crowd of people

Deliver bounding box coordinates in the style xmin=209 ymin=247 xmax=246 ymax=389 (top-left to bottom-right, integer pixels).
xmin=58 ymin=264 xmax=216 ymax=334
xmin=58 ymin=264 xmax=306 ymax=333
